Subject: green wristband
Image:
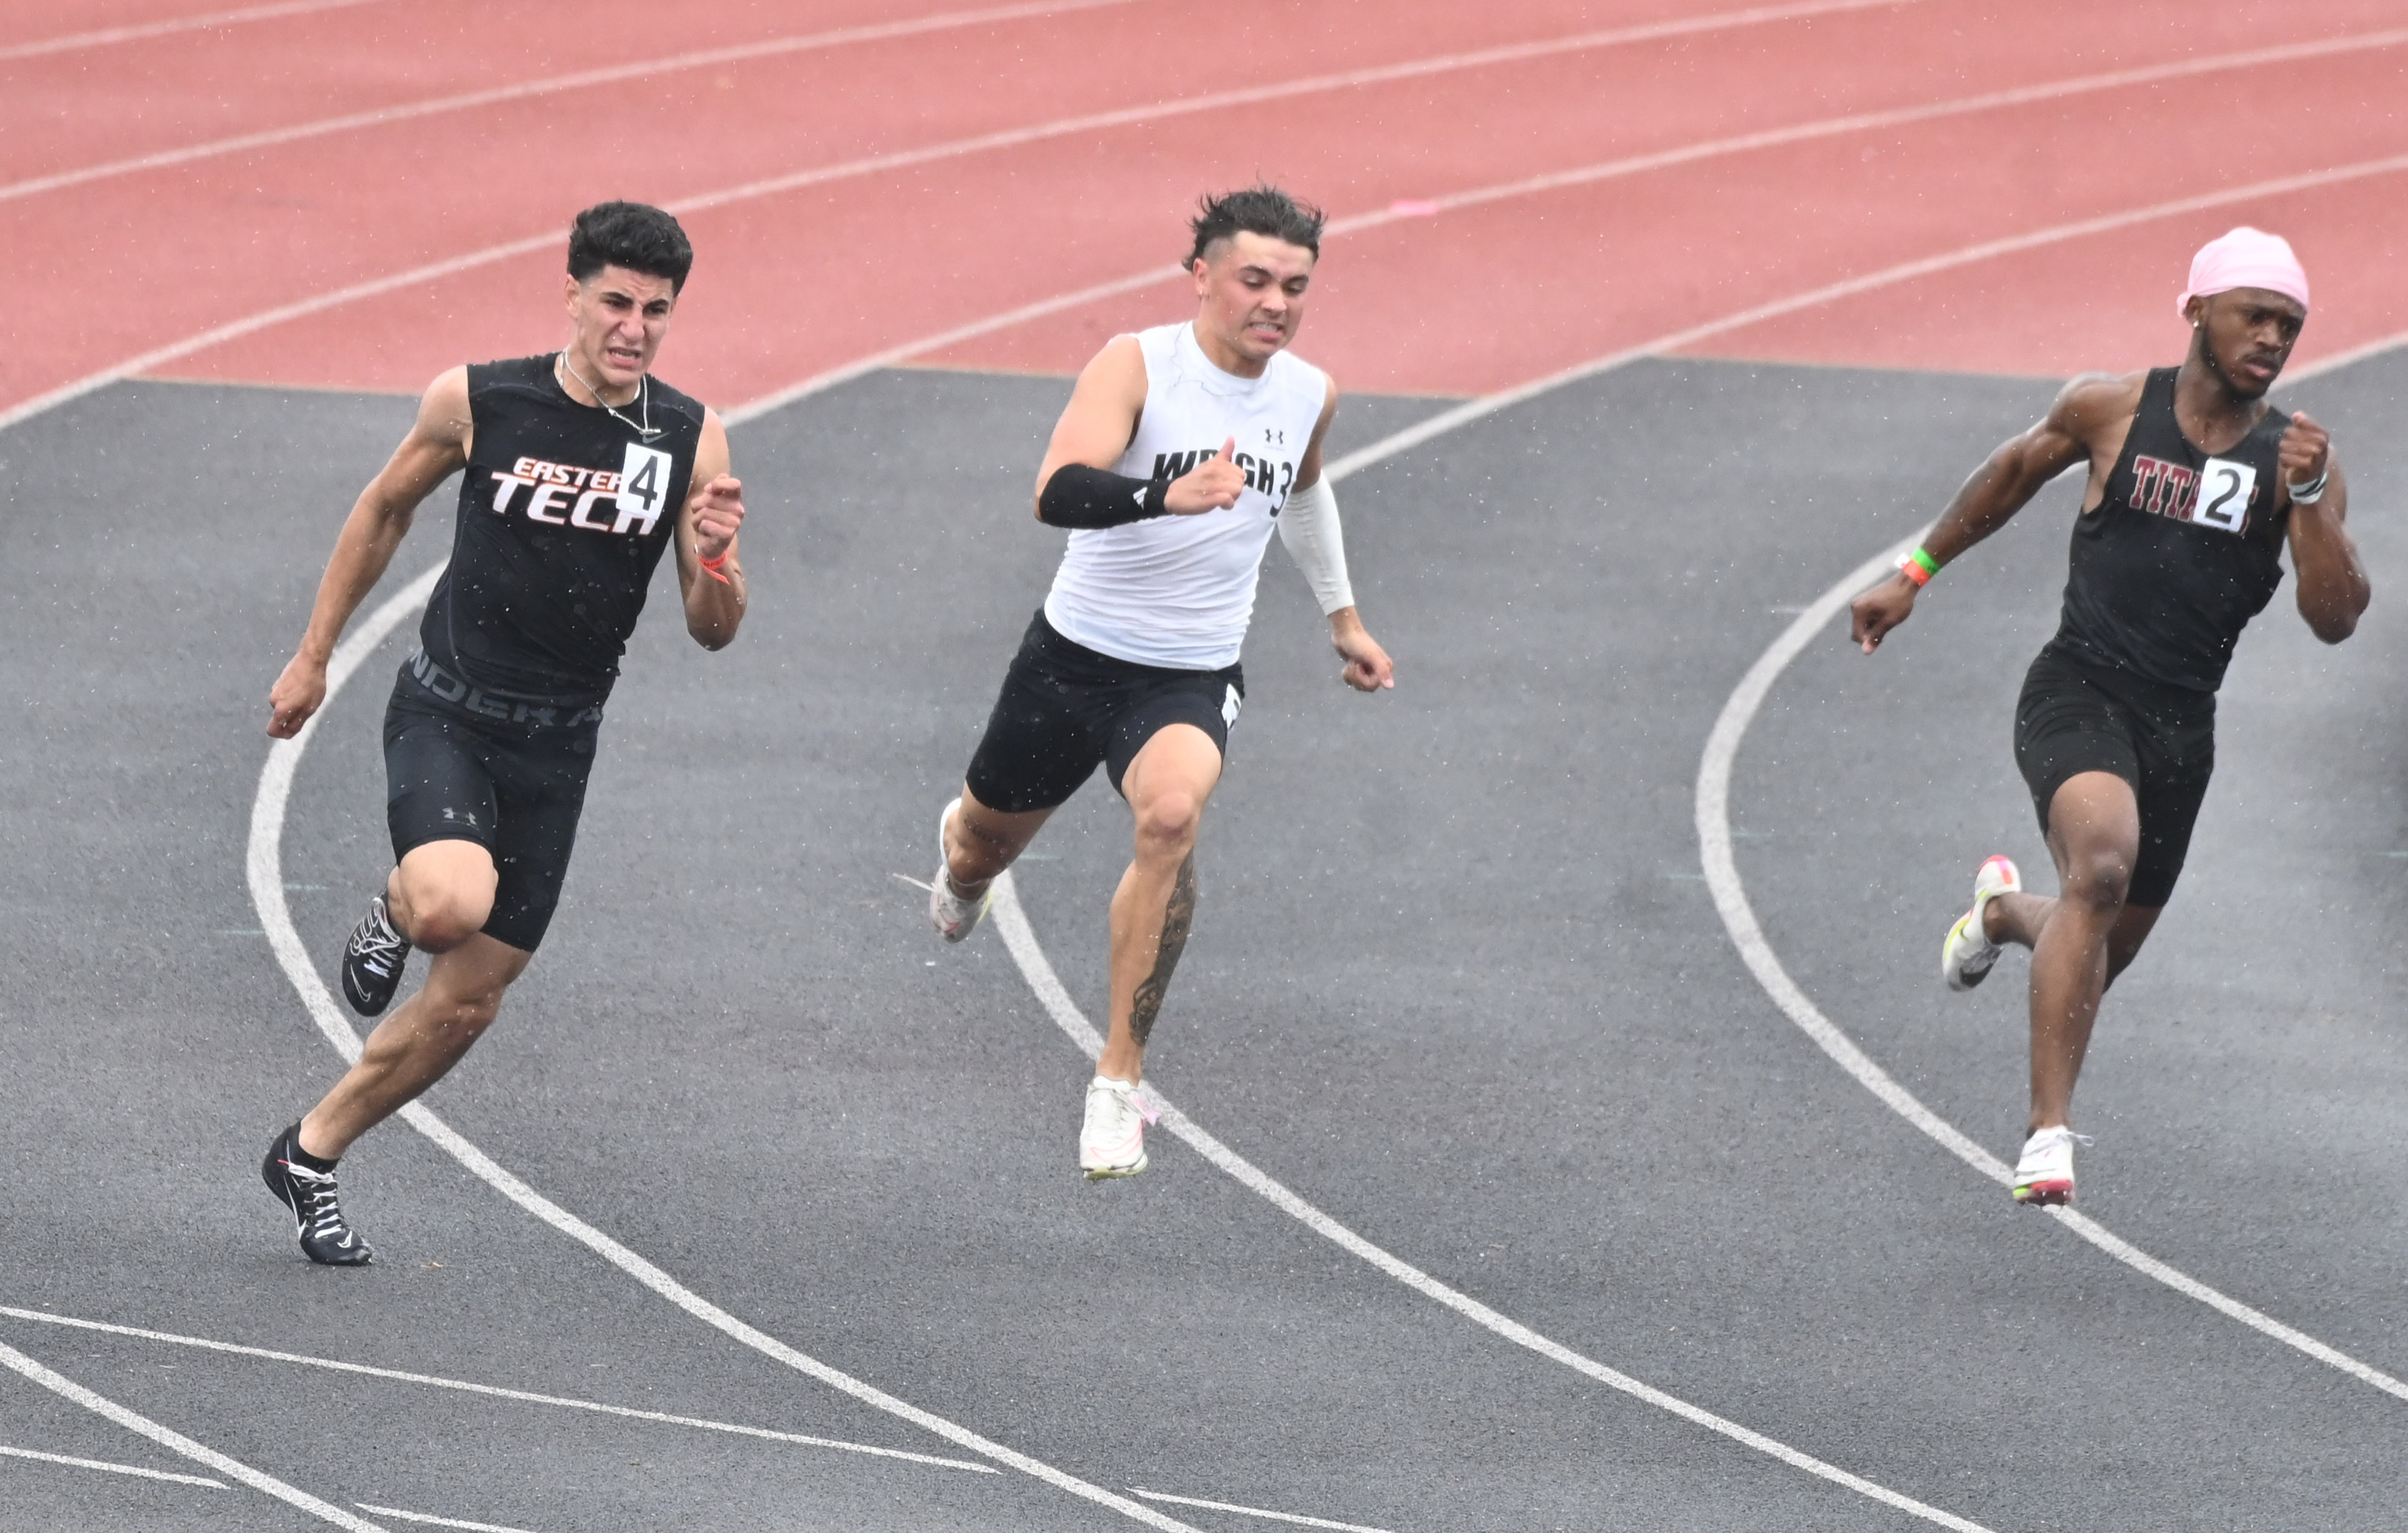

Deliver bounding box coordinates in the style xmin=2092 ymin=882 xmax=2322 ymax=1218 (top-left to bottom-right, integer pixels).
xmin=1907 ymin=547 xmax=1941 ymax=579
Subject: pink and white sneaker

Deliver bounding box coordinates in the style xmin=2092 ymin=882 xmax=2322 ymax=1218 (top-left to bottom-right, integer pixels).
xmin=2011 ymin=1125 xmax=2089 ymax=1206
xmin=1941 ymin=854 xmax=2020 ymax=991
xmin=1079 ymin=1076 xmax=1158 ymax=1179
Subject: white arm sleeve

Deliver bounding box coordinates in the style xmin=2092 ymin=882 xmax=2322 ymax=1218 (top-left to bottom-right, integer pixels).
xmin=1276 ymin=476 xmax=1355 ymax=616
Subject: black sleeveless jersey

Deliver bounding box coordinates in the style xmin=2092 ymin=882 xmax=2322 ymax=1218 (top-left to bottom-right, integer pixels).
xmin=2046 ymin=366 xmax=2290 ymax=694
xmin=419 ymin=355 xmax=705 ymax=705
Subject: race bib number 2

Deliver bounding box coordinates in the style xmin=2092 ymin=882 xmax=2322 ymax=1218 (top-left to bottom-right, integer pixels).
xmin=2193 ymin=457 xmax=2256 ymax=534
xmin=616 ymin=443 xmax=674 ymax=536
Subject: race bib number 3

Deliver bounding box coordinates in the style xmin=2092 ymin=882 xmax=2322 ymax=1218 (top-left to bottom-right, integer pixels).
xmin=2193 ymin=457 xmax=2257 ymax=534
xmin=615 ymin=443 xmax=674 ymax=536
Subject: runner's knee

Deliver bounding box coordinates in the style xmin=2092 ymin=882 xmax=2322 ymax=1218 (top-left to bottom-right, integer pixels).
xmin=1133 ymin=790 xmax=1202 ymax=859
xmin=2060 ymin=846 xmax=2133 ymax=913
xmin=396 ymin=881 xmax=494 ymax=951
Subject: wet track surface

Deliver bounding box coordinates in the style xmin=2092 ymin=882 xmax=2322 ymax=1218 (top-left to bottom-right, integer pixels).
xmin=3 ymin=356 xmax=2405 ymax=1530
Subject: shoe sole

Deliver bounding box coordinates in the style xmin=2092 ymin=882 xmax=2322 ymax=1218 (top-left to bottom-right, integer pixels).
xmin=1082 ymin=1153 xmax=1148 ymax=1180
xmin=1941 ymin=856 xmax=2021 ymax=992
xmin=2011 ymin=1180 xmax=2073 ymax=1206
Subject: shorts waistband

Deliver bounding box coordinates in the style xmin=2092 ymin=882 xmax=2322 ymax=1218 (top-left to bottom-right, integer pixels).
xmin=402 ymin=649 xmax=605 ymax=728
xmin=1025 ymin=609 xmax=1239 ymax=682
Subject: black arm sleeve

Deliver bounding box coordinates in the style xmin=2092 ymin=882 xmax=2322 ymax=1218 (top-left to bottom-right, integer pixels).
xmin=1037 ymin=463 xmax=1168 ymax=529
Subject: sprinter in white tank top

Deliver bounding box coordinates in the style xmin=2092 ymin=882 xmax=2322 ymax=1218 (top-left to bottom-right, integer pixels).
xmin=928 ymin=186 xmax=1393 ymax=1178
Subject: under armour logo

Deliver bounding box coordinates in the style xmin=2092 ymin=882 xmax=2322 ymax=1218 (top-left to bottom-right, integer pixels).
xmin=1265 ymin=427 xmax=1284 ymax=444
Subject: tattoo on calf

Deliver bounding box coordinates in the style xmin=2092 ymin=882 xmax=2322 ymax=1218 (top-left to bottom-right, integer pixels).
xmin=1128 ymin=854 xmax=1197 ymax=1048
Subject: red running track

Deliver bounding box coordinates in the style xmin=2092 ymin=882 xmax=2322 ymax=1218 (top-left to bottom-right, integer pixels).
xmin=4 ymin=0 xmax=2404 ymax=421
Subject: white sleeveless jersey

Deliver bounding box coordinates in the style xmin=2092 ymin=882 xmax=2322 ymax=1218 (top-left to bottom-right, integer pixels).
xmin=1043 ymin=321 xmax=1328 ymax=669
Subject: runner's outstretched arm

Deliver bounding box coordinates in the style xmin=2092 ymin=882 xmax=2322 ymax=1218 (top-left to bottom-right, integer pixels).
xmin=1285 ymin=375 xmax=1392 ymax=692
xmin=267 ymin=368 xmax=473 ymax=737
xmin=1850 ymin=373 xmax=2130 ymax=654
xmin=2277 ymin=413 xmax=2368 ymax=642
xmin=676 ymin=409 xmax=747 ymax=649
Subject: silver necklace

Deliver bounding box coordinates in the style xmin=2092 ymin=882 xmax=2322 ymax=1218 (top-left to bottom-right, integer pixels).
xmin=557 ymin=350 xmax=662 ymax=440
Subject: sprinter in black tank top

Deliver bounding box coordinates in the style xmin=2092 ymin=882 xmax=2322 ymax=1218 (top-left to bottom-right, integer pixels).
xmin=255 ymin=203 xmax=750 ymax=1265
xmin=1848 ymin=227 xmax=2367 ymax=1208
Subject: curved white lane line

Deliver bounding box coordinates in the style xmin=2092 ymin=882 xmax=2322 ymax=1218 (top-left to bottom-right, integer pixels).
xmin=0 ymin=1340 xmax=384 ymax=1529
xmin=0 ymin=0 xmax=377 ymax=64
xmin=1695 ymin=545 xmax=2408 ymax=1406
xmin=0 ymin=0 xmax=1149 ymax=205
xmin=0 ymin=1305 xmax=995 ymax=1474
xmin=12 ymin=15 xmax=2399 ymax=441
xmin=987 ymin=881 xmax=1993 ymax=1531
xmin=246 ymin=586 xmax=1200 ymax=1529
xmin=2290 ymin=328 xmax=2408 ymax=383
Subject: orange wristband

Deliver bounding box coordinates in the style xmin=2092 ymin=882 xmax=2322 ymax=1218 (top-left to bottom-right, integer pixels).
xmin=698 ymin=549 xmax=733 ymax=586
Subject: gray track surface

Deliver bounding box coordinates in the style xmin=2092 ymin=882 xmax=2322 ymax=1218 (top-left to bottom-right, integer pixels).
xmin=1 ymin=355 xmax=2402 ymax=1532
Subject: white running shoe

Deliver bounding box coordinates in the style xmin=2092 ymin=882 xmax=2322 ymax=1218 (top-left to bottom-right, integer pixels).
xmin=1941 ymin=854 xmax=2021 ymax=991
xmin=1079 ymin=1075 xmax=1159 ymax=1179
xmin=928 ymin=799 xmax=993 ymax=942
xmin=2011 ymin=1125 xmax=2090 ymax=1206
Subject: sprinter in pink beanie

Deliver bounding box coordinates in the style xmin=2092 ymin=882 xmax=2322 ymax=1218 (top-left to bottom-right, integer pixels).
xmin=1848 ymin=227 xmax=2369 ymax=1205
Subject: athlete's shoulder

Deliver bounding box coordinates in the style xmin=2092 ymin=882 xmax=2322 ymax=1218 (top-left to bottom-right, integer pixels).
xmin=2049 ymin=368 xmax=2146 ymax=432
xmin=641 ymin=372 xmax=708 ymax=432
xmin=467 ymin=355 xmax=554 ymax=394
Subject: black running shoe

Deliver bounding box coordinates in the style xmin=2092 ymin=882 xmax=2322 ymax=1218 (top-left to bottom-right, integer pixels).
xmin=340 ymin=893 xmax=411 ymax=1017
xmin=261 ymin=1126 xmax=373 ymax=1266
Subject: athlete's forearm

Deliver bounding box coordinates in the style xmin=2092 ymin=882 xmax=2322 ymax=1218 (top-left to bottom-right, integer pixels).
xmin=683 ymin=559 xmax=746 ymax=649
xmin=296 ymin=491 xmax=417 ymax=664
xmin=2289 ymin=482 xmax=2368 ymax=642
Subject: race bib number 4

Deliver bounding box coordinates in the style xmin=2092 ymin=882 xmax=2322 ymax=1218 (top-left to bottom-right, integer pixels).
xmin=616 ymin=443 xmax=674 ymax=535
xmin=2193 ymin=457 xmax=2257 ymax=534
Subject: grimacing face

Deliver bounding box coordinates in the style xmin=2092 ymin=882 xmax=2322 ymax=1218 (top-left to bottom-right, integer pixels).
xmin=563 ymin=265 xmax=678 ymax=393
xmin=1192 ymin=230 xmax=1316 ymax=367
xmin=2187 ymin=285 xmax=2305 ymax=400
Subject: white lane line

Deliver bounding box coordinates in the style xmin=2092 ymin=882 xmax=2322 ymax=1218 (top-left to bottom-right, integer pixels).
xmin=0 ymin=0 xmax=1148 ymax=205
xmin=248 ymin=592 xmax=1199 ymax=1533
xmin=0 ymin=1442 xmax=224 ymax=1489
xmin=0 ymin=0 xmax=1928 ymax=434
xmin=1321 ymin=147 xmax=2408 ymax=484
xmin=0 ymin=1340 xmax=384 ymax=1529
xmin=0 ymin=1305 xmax=993 ymax=1474
xmin=356 ymin=1505 xmax=543 ymax=1533
xmin=1693 ymin=544 xmax=2408 ymax=1407
xmin=0 ymin=0 xmax=379 ymax=63
xmin=728 ymin=26 xmax=2408 ymax=432
xmin=9 ymin=10 xmax=2393 ymax=440
xmin=987 ymin=879 xmax=1993 ymax=1533
xmin=1129 ymin=1486 xmax=1396 ymax=1532
xmin=2289 ymin=329 xmax=2408 ymax=382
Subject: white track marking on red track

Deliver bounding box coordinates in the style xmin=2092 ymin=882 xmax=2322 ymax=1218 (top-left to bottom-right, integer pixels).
xmin=7 ymin=15 xmax=2399 ymax=437
xmin=0 ymin=1306 xmax=992 ymax=1474
xmin=0 ymin=1341 xmax=385 ymax=1529
xmin=1127 ymin=1487 xmax=1396 ymax=1532
xmin=0 ymin=0 xmax=1149 ymax=204
xmin=1694 ymin=545 xmax=2408 ymax=1406
xmin=355 ymin=1506 xmax=544 ymax=1533
xmin=0 ymin=1443 xmax=223 ymax=1489
xmin=1320 ymin=151 xmax=2408 ymax=483
xmin=246 ymin=596 xmax=1202 ymax=1533
xmin=989 ymin=879 xmax=1996 ymax=1531
xmin=0 ymin=0 xmax=379 ymax=63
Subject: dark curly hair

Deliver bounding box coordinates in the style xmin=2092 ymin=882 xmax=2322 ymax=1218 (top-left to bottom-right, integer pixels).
xmin=1184 ymin=183 xmax=1325 ymax=269
xmin=567 ymin=201 xmax=694 ymax=292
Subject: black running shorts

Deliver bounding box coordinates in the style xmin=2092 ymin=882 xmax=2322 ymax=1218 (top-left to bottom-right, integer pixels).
xmin=2013 ymin=647 xmax=2215 ymax=909
xmin=382 ymin=660 xmax=601 ymax=953
xmin=964 ymin=611 xmax=1244 ymax=814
